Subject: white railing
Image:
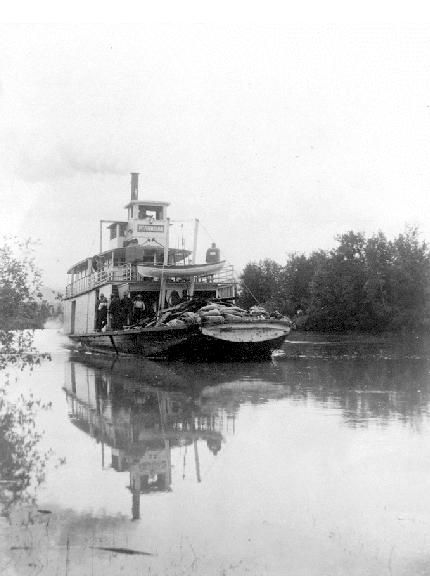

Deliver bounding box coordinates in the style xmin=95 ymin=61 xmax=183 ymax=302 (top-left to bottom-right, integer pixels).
xmin=65 ymin=264 xmax=136 ymax=298
xmin=194 ymin=264 xmax=236 ymax=284
xmin=65 ymin=263 xmax=236 ymax=298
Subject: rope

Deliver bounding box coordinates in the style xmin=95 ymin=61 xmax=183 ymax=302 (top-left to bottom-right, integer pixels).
xmin=238 ymin=282 xmax=261 ymax=306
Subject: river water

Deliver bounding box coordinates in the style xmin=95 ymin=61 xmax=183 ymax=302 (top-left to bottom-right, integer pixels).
xmin=1 ymin=329 xmax=430 ymax=575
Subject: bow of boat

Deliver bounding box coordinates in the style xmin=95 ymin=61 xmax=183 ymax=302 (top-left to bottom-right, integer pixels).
xmin=201 ymin=320 xmax=291 ymax=343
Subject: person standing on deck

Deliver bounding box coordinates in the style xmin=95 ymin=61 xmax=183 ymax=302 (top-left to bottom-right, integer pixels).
xmin=121 ymin=292 xmax=134 ymax=326
xmin=109 ymin=294 xmax=122 ymax=330
xmin=96 ymin=294 xmax=108 ymax=331
xmin=205 ymin=243 xmax=220 ymax=282
xmin=169 ymin=290 xmax=181 ymax=307
xmin=206 ymin=243 xmax=220 ymax=263
xmin=132 ymin=294 xmax=145 ymax=324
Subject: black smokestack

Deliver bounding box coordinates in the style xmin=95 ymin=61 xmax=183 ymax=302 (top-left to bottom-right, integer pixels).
xmin=131 ymin=172 xmax=139 ymax=200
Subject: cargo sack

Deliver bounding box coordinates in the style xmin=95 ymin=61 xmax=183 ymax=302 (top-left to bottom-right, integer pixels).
xmin=223 ymin=314 xmax=244 ymax=323
xmin=226 ymin=306 xmax=247 ymax=313
xmin=200 ymin=309 xmax=221 ymax=317
xmin=199 ymin=304 xmax=220 ymax=312
xmin=202 ymin=316 xmax=225 ymax=324
xmin=166 ymin=319 xmax=186 ymax=327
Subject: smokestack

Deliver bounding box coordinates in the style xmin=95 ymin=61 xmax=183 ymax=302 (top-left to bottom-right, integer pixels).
xmin=130 ymin=172 xmax=139 ymax=200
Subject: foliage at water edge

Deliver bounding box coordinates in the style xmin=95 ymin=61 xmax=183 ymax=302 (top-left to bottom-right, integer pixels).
xmin=238 ymin=227 xmax=430 ymax=332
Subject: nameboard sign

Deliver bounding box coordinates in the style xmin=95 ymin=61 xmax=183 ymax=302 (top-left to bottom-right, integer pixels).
xmin=137 ymin=225 xmax=164 ymax=233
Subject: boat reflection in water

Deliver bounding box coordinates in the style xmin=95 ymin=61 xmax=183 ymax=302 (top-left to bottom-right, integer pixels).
xmin=63 ymin=354 xmax=288 ymax=520
xmin=5 ymin=331 xmax=430 ymax=576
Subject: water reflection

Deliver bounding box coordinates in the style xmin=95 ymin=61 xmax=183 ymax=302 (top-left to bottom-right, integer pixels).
xmin=4 ymin=331 xmax=430 ymax=575
xmin=277 ymin=356 xmax=430 ymax=426
xmin=62 ymin=350 xmax=430 ymax=523
xmin=64 ymin=358 xmax=245 ymax=519
xmin=0 ymin=371 xmax=52 ymax=516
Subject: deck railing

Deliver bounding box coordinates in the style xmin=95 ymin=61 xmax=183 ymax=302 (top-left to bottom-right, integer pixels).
xmin=65 ymin=263 xmax=236 ymax=298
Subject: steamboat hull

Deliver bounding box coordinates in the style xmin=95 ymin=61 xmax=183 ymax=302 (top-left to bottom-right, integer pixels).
xmin=69 ymin=321 xmax=290 ymax=361
xmin=70 ymin=325 xmax=199 ymax=357
xmin=181 ymin=333 xmax=288 ymax=360
xmin=184 ymin=322 xmax=290 ymax=360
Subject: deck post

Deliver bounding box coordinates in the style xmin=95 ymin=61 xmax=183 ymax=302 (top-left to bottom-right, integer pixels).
xmin=189 ymin=218 xmax=199 ymax=297
xmin=158 ymin=218 xmax=170 ymax=311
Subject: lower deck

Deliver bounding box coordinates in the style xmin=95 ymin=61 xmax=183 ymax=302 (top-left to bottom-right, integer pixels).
xmin=63 ymin=280 xmax=235 ymax=335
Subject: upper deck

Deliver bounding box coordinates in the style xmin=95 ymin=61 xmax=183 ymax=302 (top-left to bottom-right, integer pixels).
xmin=65 ymin=172 xmax=236 ymax=300
xmin=65 ymin=261 xmax=236 ymax=299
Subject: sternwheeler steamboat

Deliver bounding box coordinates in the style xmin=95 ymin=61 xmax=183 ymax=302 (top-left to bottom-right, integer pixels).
xmin=63 ymin=173 xmax=290 ymax=359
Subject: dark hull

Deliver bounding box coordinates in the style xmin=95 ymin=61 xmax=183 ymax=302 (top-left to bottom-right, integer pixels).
xmin=70 ymin=325 xmax=199 ymax=357
xmin=69 ymin=322 xmax=289 ymax=361
xmin=175 ymin=332 xmax=288 ymax=360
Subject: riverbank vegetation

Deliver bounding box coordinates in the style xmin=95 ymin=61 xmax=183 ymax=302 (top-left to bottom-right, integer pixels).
xmin=0 ymin=236 xmax=56 ymax=367
xmin=238 ymin=227 xmax=430 ymax=332
xmin=0 ymin=237 xmax=53 ymax=513
xmin=0 ymin=237 xmax=61 ymax=336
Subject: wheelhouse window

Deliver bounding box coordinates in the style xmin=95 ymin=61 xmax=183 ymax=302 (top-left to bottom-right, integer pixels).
xmin=110 ymin=226 xmax=117 ymax=240
xmin=138 ymin=205 xmax=163 ymax=220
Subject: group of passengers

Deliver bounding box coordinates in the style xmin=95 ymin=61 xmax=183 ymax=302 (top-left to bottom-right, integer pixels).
xmin=95 ymin=292 xmax=157 ymax=331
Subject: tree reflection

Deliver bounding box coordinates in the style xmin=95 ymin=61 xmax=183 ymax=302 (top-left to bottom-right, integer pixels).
xmin=0 ymin=329 xmax=50 ymax=371
xmin=277 ymin=354 xmax=430 ymax=427
xmin=0 ymin=238 xmax=57 ymax=531
xmin=0 ymin=332 xmax=52 ymax=516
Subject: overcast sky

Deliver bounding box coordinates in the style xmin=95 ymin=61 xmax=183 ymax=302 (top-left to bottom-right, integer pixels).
xmin=1 ymin=21 xmax=430 ymax=289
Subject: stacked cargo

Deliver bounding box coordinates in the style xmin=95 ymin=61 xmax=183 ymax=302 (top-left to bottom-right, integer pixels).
xmin=198 ymin=303 xmax=247 ymax=324
xmin=131 ymin=298 xmax=288 ymax=329
xmin=151 ymin=300 xmax=262 ymax=328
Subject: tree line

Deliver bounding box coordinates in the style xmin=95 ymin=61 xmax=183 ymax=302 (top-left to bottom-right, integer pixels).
xmin=238 ymin=228 xmax=430 ymax=332
xmin=0 ymin=237 xmax=62 ymax=334
xmin=0 ymin=237 xmax=53 ymax=514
